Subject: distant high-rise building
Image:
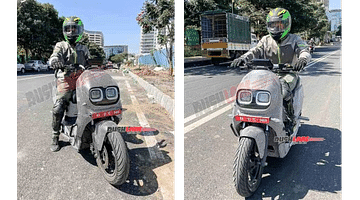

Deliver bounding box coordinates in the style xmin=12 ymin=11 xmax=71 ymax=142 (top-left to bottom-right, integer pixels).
xmin=104 ymin=45 xmax=128 ymax=59
xmin=84 ymin=30 xmax=104 ymax=48
xmin=139 ymin=28 xmax=157 ymax=54
xmin=326 ymin=9 xmax=342 ymax=32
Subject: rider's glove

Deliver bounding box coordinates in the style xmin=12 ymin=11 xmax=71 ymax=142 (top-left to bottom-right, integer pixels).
xmin=294 ymin=57 xmax=307 ymax=71
xmin=50 ymin=57 xmax=64 ymax=70
xmin=230 ymin=57 xmax=246 ymax=68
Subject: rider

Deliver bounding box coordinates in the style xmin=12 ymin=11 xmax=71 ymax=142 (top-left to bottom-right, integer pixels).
xmin=49 ymin=16 xmax=90 ymax=152
xmin=309 ymin=38 xmax=316 ymax=51
xmin=231 ymin=8 xmax=311 ymax=130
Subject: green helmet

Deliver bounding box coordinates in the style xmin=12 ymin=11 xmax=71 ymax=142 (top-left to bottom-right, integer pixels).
xmin=63 ymin=16 xmax=84 ymax=45
xmin=266 ymin=8 xmax=291 ymax=41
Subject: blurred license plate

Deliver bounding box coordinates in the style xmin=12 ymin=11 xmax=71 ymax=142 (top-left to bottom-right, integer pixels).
xmin=234 ymin=115 xmax=269 ymax=124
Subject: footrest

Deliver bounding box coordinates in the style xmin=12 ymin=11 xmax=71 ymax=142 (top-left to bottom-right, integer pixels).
xmin=298 ymin=116 xmax=309 ymax=121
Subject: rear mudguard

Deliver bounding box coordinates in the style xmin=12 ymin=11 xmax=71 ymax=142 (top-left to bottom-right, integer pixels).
xmin=239 ymin=126 xmax=266 ymax=159
xmin=94 ymin=120 xmax=118 ymax=151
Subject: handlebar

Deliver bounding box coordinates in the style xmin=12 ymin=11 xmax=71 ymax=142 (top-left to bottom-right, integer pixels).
xmin=61 ymin=64 xmax=86 ymax=71
xmin=245 ymin=59 xmax=294 ymax=72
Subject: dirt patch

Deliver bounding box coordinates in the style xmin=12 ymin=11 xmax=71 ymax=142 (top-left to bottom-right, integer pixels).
xmin=125 ymin=65 xmax=174 ymax=99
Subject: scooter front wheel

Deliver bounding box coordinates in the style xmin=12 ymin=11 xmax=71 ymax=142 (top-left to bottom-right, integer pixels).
xmin=96 ymin=131 xmax=130 ymax=185
xmin=233 ymin=137 xmax=264 ymax=197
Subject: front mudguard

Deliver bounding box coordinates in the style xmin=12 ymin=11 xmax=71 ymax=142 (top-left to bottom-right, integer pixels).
xmin=94 ymin=120 xmax=118 ymax=151
xmin=236 ymin=126 xmax=267 ymax=159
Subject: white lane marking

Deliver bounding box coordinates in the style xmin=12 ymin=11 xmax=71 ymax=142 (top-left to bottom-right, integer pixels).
xmin=184 ymin=103 xmax=233 ymax=134
xmin=305 ymin=50 xmax=340 ymax=69
xmin=17 ymin=74 xmax=54 ymax=81
xmin=184 ymin=49 xmax=340 ymax=134
xmin=184 ymin=96 xmax=235 ymax=124
xmin=125 ymin=79 xmax=171 ymax=199
xmin=124 ymin=80 xmax=163 ymax=160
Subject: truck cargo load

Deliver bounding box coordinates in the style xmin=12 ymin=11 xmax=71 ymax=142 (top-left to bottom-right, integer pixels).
xmin=201 ymin=10 xmax=253 ymax=61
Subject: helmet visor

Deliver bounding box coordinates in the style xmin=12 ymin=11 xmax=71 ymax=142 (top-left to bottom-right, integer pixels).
xmin=267 ymin=21 xmax=288 ymax=32
xmin=64 ymin=25 xmax=81 ymax=35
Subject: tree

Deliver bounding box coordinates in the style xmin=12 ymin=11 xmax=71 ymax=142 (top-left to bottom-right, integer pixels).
xmin=184 ymin=0 xmax=233 ymax=29
xmin=17 ymin=0 xmax=63 ymax=61
xmin=184 ymin=0 xmax=216 ymax=28
xmin=336 ymin=24 xmax=341 ymax=37
xmin=234 ymin=0 xmax=329 ymax=40
xmin=110 ymin=53 xmax=128 ymax=65
xmin=137 ymin=0 xmax=175 ymax=75
xmin=80 ymin=34 xmax=105 ymax=65
xmin=303 ymin=1 xmax=329 ymax=41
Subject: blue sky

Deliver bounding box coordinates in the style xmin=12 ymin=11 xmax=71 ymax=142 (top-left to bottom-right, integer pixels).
xmin=37 ymin=0 xmax=146 ymax=54
xmin=34 ymin=0 xmax=341 ymax=54
xmin=329 ymin=0 xmax=341 ymax=10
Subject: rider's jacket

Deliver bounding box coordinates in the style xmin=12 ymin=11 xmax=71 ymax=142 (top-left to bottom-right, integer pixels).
xmin=241 ymin=33 xmax=311 ymax=66
xmin=49 ymin=41 xmax=90 ymax=94
xmin=49 ymin=41 xmax=90 ymax=68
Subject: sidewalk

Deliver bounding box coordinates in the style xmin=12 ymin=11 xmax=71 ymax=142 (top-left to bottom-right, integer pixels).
xmin=117 ymin=65 xmax=175 ymax=121
xmin=110 ymin=71 xmax=174 ymax=200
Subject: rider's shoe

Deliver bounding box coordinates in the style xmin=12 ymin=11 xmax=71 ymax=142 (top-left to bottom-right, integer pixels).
xmin=50 ymin=135 xmax=60 ymax=152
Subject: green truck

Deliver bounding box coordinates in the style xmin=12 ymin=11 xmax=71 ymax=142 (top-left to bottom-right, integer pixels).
xmin=201 ymin=10 xmax=257 ymax=61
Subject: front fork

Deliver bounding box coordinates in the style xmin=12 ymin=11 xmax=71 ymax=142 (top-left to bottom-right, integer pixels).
xmin=230 ymin=122 xmax=270 ymax=167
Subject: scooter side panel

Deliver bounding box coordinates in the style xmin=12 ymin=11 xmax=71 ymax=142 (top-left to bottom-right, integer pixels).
xmin=292 ymin=79 xmax=304 ymax=118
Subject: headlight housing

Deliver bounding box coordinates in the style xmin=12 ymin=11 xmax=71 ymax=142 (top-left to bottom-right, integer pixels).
xmin=237 ymin=90 xmax=252 ymax=105
xmin=256 ymin=91 xmax=271 ymax=106
xmin=90 ymin=88 xmax=103 ymax=102
xmin=106 ymin=87 xmax=118 ymax=100
xmin=89 ymin=86 xmax=119 ymax=105
xmin=236 ymin=89 xmax=271 ymax=108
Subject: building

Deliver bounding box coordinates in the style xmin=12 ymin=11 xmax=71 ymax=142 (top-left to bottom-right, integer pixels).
xmin=104 ymin=45 xmax=128 ymax=59
xmin=84 ymin=30 xmax=104 ymax=47
xmin=139 ymin=27 xmax=168 ymax=55
xmin=326 ymin=9 xmax=341 ymax=32
xmin=139 ymin=28 xmax=157 ymax=54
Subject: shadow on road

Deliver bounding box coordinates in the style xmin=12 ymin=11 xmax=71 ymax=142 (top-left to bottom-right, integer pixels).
xmin=246 ymin=124 xmax=341 ymax=199
xmin=78 ymin=131 xmax=172 ymax=196
xmin=116 ymin=145 xmax=172 ymax=196
xmin=185 ymin=63 xmax=247 ymax=77
xmin=301 ymin=60 xmax=341 ymax=77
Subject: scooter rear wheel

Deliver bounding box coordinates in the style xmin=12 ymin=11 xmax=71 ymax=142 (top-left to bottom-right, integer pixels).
xmin=96 ymin=131 xmax=130 ymax=185
xmin=233 ymin=137 xmax=264 ymax=197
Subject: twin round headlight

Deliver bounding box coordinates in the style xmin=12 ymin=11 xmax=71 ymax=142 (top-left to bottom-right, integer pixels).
xmin=237 ymin=90 xmax=271 ymax=106
xmin=90 ymin=87 xmax=119 ymax=103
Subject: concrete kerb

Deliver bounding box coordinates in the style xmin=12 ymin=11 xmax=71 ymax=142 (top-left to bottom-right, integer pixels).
xmin=127 ymin=70 xmax=174 ymax=121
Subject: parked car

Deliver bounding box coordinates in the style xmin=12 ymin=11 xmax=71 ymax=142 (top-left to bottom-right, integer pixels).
xmin=17 ymin=62 xmax=25 ymax=74
xmin=106 ymin=61 xmax=113 ymax=69
xmin=43 ymin=61 xmax=51 ymax=70
xmin=47 ymin=60 xmax=53 ymax=70
xmin=24 ymin=60 xmax=48 ymax=72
